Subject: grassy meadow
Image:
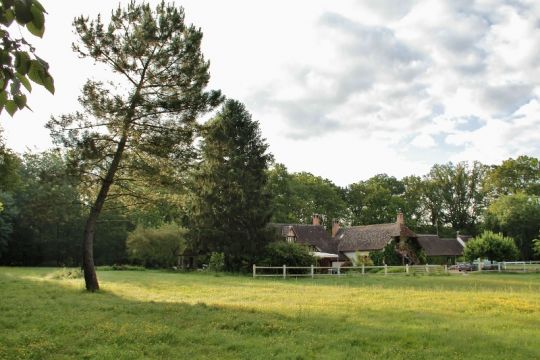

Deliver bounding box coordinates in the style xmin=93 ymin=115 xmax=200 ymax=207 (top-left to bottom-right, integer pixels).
xmin=1 ymin=268 xmax=539 ymax=359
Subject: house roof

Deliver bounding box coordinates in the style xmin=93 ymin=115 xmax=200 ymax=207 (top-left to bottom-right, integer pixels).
xmin=417 ymin=234 xmax=464 ymax=256
xmin=336 ymin=223 xmax=417 ymax=252
xmin=268 ymin=223 xmax=338 ymax=254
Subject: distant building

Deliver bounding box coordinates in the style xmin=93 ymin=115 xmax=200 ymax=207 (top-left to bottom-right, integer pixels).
xmin=270 ymin=213 xmax=469 ymax=266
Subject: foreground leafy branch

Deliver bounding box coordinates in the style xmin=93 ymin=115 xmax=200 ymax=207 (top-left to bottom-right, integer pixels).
xmin=0 ymin=0 xmax=54 ymax=116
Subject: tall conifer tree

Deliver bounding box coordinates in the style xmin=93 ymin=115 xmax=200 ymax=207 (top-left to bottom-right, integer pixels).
xmin=190 ymin=100 xmax=273 ymax=269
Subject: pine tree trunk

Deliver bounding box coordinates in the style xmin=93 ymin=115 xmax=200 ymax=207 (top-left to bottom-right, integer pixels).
xmin=83 ymin=210 xmax=100 ymax=291
xmin=82 ymin=132 xmax=129 ymax=291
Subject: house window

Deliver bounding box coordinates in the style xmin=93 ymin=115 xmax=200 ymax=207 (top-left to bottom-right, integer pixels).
xmin=287 ymin=236 xmax=296 ymax=243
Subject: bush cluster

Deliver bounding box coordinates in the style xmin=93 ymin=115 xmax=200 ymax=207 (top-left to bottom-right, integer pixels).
xmin=260 ymin=242 xmax=316 ymax=267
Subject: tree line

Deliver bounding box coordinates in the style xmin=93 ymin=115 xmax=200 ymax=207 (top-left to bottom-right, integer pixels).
xmin=2 ymin=136 xmax=540 ymax=265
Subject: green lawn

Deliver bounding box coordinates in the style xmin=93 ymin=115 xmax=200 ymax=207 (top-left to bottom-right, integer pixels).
xmin=1 ymin=268 xmax=539 ymax=359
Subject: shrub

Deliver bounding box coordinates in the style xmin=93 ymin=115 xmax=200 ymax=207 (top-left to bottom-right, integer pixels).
xmin=369 ymin=242 xmax=402 ymax=266
xmin=464 ymin=231 xmax=519 ymax=262
xmin=355 ymin=252 xmax=373 ymax=266
xmin=127 ymin=222 xmax=187 ymax=268
xmin=260 ymin=241 xmax=316 ymax=266
xmin=208 ymin=252 xmax=225 ymax=272
xmin=533 ymin=235 xmax=540 ymax=259
xmin=48 ymin=268 xmax=83 ymax=280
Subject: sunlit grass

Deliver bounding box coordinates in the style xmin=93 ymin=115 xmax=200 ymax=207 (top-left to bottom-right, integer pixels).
xmin=1 ymin=267 xmax=539 ymax=359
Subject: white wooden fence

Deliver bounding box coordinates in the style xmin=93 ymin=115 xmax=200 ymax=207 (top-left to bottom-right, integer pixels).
xmin=480 ymin=261 xmax=540 ymax=273
xmin=252 ymin=264 xmax=448 ymax=278
xmin=252 ymin=261 xmax=540 ymax=278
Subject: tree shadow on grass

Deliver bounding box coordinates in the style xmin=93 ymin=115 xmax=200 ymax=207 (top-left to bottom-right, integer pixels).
xmin=0 ymin=271 xmax=539 ymax=360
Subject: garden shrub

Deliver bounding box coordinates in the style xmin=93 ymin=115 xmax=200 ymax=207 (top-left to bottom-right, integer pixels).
xmin=127 ymin=222 xmax=187 ymax=268
xmin=260 ymin=241 xmax=315 ymax=266
xmin=464 ymin=231 xmax=519 ymax=262
xmin=208 ymin=252 xmax=225 ymax=272
xmin=355 ymin=252 xmax=373 ymax=266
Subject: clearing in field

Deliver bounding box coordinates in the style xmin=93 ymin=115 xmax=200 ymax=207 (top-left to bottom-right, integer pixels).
xmin=1 ymin=268 xmax=539 ymax=359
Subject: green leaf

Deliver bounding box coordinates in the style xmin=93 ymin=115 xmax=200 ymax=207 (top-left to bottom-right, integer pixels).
xmin=26 ymin=20 xmax=44 ymax=37
xmin=14 ymin=94 xmax=26 ymax=109
xmin=0 ymin=51 xmax=12 ymax=65
xmin=35 ymin=55 xmax=49 ymax=70
xmin=15 ymin=73 xmax=31 ymax=91
xmin=14 ymin=0 xmax=33 ymax=24
xmin=43 ymin=74 xmax=54 ymax=94
xmin=0 ymin=8 xmax=15 ymax=26
xmin=0 ymin=90 xmax=7 ymax=105
xmin=27 ymin=59 xmax=44 ymax=85
xmin=32 ymin=0 xmax=46 ymax=13
xmin=15 ymin=51 xmax=31 ymax=75
xmin=29 ymin=3 xmax=44 ymax=28
xmin=5 ymin=99 xmax=17 ymax=116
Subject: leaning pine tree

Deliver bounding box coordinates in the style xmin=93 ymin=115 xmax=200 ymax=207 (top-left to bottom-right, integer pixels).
xmin=190 ymin=100 xmax=273 ymax=270
xmin=47 ymin=1 xmax=222 ymax=291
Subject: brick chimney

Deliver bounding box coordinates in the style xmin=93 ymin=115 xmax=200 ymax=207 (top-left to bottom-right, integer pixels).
xmin=396 ymin=211 xmax=404 ymax=225
xmin=332 ymin=219 xmax=340 ymax=237
xmin=312 ymin=214 xmax=321 ymax=226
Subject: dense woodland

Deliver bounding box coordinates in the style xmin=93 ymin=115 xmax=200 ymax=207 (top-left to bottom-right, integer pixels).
xmin=1 ymin=2 xmax=540 ymax=276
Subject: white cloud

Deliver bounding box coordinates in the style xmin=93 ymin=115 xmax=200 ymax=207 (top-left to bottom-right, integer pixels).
xmin=1 ymin=0 xmax=540 ymax=185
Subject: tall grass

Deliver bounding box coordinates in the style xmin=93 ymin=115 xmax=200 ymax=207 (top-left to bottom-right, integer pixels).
xmin=1 ymin=267 xmax=539 ymax=359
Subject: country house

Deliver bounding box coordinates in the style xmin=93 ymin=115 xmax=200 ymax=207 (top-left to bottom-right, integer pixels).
xmin=270 ymin=213 xmax=468 ymax=265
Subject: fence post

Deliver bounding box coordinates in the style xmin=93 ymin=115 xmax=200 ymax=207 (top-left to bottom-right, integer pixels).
xmin=425 ymin=264 xmax=429 ymax=273
xmin=523 ymin=262 xmax=526 ymax=272
xmin=384 ymin=264 xmax=388 ymax=276
xmin=283 ymin=264 xmax=286 ymax=279
xmin=503 ymin=261 xmax=506 ymax=271
xmin=253 ymin=264 xmax=256 ymax=278
xmin=362 ymin=264 xmax=365 ymax=275
xmin=444 ymin=265 xmax=448 ymax=274
xmin=337 ymin=266 xmax=341 ymax=276
xmin=497 ymin=263 xmax=501 ymax=272
xmin=310 ymin=264 xmax=314 ymax=279
xmin=406 ymin=264 xmax=409 ymax=275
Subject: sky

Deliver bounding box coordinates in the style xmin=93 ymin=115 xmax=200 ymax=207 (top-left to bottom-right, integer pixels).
xmin=1 ymin=0 xmax=540 ymax=186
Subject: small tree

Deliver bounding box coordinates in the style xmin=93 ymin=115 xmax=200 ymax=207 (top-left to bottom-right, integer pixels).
xmin=464 ymin=231 xmax=519 ymax=262
xmin=127 ymin=222 xmax=187 ymax=268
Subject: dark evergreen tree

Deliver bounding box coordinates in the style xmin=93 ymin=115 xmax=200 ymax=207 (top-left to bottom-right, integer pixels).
xmin=47 ymin=1 xmax=222 ymax=291
xmin=190 ymin=100 xmax=273 ymax=270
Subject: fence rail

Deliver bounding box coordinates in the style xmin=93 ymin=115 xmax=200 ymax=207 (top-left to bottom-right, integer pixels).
xmin=252 ymin=264 xmax=448 ymax=278
xmin=483 ymin=261 xmax=540 ymax=273
xmin=252 ymin=261 xmax=540 ymax=278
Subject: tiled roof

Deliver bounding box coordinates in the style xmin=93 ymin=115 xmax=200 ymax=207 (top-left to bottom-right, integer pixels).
xmin=268 ymin=223 xmax=338 ymax=254
xmin=417 ymin=234 xmax=464 ymax=256
xmin=336 ymin=223 xmax=416 ymax=252
xmin=292 ymin=225 xmax=338 ymax=253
